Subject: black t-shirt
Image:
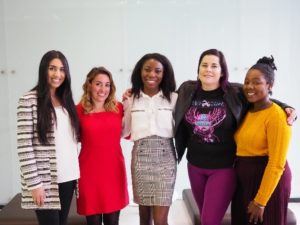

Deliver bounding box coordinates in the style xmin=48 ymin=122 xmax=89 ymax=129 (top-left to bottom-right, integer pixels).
xmin=183 ymin=86 xmax=236 ymax=168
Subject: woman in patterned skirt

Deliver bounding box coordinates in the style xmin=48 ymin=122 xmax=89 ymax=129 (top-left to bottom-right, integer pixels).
xmin=122 ymin=53 xmax=177 ymax=225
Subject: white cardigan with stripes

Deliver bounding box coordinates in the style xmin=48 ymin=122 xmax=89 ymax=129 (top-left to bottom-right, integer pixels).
xmin=17 ymin=90 xmax=61 ymax=209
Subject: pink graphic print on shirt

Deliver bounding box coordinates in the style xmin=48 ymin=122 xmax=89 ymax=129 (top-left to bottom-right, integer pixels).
xmin=185 ymin=100 xmax=226 ymax=143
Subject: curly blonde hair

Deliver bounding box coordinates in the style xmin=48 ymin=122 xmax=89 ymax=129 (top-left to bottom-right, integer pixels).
xmin=80 ymin=67 xmax=118 ymax=113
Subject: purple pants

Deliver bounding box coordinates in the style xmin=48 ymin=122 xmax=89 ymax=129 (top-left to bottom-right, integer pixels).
xmin=188 ymin=163 xmax=236 ymax=225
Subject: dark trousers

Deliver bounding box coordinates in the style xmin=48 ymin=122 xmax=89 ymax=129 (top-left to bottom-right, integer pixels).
xmin=35 ymin=180 xmax=76 ymax=225
xmin=232 ymin=157 xmax=291 ymax=225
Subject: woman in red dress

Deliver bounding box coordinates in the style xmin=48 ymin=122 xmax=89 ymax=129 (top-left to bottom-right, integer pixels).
xmin=76 ymin=67 xmax=129 ymax=225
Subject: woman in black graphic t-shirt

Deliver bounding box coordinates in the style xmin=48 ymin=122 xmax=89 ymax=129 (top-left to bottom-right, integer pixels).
xmin=174 ymin=49 xmax=295 ymax=225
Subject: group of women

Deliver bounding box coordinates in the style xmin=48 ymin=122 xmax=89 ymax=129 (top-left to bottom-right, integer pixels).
xmin=17 ymin=49 xmax=296 ymax=225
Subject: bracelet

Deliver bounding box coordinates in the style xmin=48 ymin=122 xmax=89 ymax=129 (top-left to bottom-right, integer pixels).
xmin=252 ymin=200 xmax=265 ymax=209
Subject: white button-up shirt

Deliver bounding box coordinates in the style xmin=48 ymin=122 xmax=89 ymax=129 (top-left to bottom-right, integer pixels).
xmin=122 ymin=91 xmax=178 ymax=141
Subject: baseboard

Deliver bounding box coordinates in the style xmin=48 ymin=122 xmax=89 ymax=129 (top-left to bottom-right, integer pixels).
xmin=289 ymin=198 xmax=300 ymax=203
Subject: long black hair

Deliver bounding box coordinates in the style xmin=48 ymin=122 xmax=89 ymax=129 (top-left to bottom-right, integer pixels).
xmin=32 ymin=50 xmax=79 ymax=144
xmin=131 ymin=53 xmax=176 ymax=102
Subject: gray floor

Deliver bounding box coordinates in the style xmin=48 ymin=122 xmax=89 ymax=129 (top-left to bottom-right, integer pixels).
xmin=120 ymin=200 xmax=300 ymax=225
xmin=0 ymin=198 xmax=298 ymax=225
xmin=119 ymin=200 xmax=192 ymax=225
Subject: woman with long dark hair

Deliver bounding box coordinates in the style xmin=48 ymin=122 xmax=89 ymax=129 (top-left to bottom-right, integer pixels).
xmin=122 ymin=53 xmax=177 ymax=225
xmin=17 ymin=50 xmax=80 ymax=225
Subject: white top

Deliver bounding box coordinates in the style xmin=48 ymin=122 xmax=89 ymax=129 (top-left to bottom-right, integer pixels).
xmin=54 ymin=107 xmax=80 ymax=183
xmin=122 ymin=91 xmax=178 ymax=141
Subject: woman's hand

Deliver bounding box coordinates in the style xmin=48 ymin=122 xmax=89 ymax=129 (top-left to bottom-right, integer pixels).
xmin=247 ymin=200 xmax=265 ymax=224
xmin=122 ymin=88 xmax=132 ymax=101
xmin=285 ymin=107 xmax=297 ymax=126
xmin=31 ymin=187 xmax=46 ymax=207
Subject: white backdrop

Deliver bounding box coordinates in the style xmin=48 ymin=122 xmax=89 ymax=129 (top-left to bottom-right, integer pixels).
xmin=0 ymin=0 xmax=299 ymax=204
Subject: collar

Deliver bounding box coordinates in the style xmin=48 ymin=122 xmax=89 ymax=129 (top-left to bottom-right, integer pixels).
xmin=140 ymin=90 xmax=164 ymax=98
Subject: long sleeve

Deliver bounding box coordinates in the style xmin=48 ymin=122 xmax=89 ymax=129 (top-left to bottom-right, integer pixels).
xmin=17 ymin=93 xmax=42 ymax=190
xmin=121 ymin=97 xmax=133 ymax=139
xmin=254 ymin=106 xmax=292 ymax=205
xmin=235 ymin=103 xmax=292 ymax=206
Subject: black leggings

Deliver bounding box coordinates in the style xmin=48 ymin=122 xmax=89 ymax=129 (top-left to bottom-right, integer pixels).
xmin=86 ymin=211 xmax=120 ymax=225
xmin=35 ymin=180 xmax=76 ymax=225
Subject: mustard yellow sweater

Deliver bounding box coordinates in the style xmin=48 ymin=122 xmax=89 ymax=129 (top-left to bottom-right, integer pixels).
xmin=235 ymin=103 xmax=292 ymax=206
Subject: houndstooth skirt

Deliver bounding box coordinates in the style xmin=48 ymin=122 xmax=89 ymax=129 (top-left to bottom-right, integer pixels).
xmin=131 ymin=135 xmax=177 ymax=206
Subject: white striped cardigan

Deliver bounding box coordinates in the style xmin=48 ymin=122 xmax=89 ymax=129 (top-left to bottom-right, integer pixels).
xmin=17 ymin=90 xmax=61 ymax=209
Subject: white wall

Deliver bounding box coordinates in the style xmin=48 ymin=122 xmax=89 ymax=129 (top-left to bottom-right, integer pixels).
xmin=0 ymin=0 xmax=299 ymax=204
xmin=0 ymin=0 xmax=14 ymax=204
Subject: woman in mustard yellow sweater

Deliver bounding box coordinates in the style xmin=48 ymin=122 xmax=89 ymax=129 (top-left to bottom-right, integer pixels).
xmin=232 ymin=56 xmax=292 ymax=225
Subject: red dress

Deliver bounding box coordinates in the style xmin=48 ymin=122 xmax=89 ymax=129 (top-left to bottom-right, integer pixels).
xmin=76 ymin=103 xmax=129 ymax=215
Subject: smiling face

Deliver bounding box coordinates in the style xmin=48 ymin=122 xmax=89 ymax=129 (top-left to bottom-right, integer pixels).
xmin=47 ymin=58 xmax=65 ymax=94
xmin=243 ymin=68 xmax=272 ymax=108
xmin=198 ymin=55 xmax=222 ymax=90
xmin=141 ymin=58 xmax=164 ymax=96
xmin=90 ymin=73 xmax=111 ymax=104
